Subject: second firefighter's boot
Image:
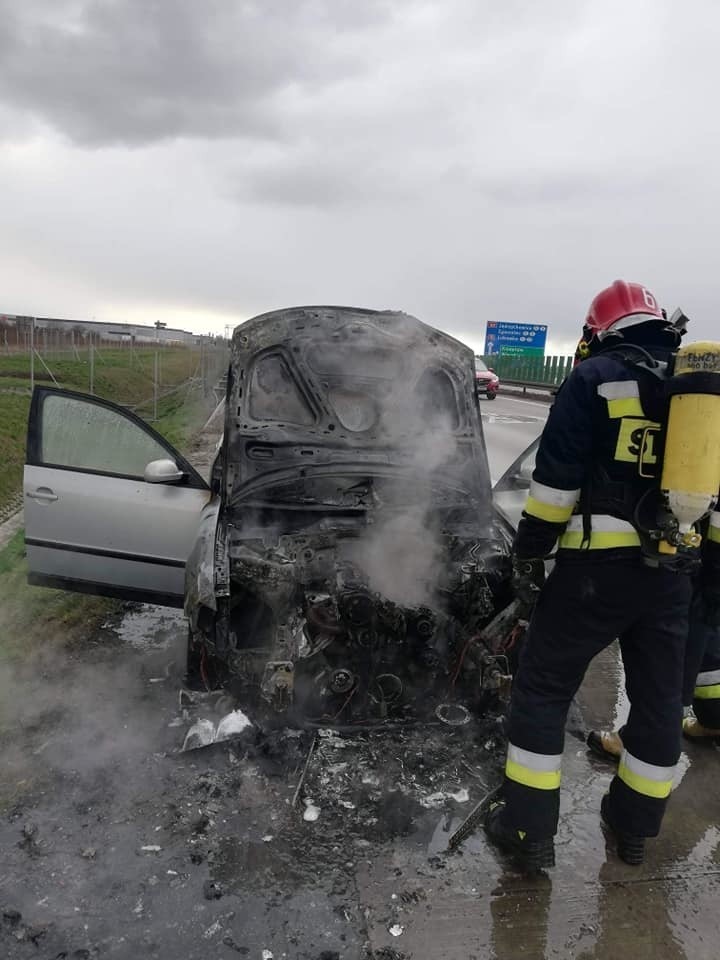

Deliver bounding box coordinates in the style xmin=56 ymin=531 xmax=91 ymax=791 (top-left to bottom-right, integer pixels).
xmin=587 ymin=729 xmax=623 ymax=762
xmin=484 ymin=801 xmax=555 ymax=872
xmin=600 ymin=794 xmax=645 ymax=865
xmin=682 ymin=715 xmax=720 ymax=742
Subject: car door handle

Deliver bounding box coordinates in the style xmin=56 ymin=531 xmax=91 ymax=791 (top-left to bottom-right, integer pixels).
xmin=27 ymin=487 xmax=59 ymax=503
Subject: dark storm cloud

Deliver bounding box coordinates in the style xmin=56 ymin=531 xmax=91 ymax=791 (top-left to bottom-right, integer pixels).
xmin=1 ymin=0 xmax=719 ymax=347
xmin=0 ymin=0 xmax=393 ymax=145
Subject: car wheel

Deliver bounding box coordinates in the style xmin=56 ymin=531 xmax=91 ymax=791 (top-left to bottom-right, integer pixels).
xmin=486 ymin=391 xmax=497 ymax=400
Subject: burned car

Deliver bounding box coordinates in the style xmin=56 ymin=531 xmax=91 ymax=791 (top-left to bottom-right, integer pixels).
xmin=24 ymin=306 xmax=527 ymax=727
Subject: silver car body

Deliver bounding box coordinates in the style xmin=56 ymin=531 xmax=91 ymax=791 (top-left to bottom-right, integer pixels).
xmin=24 ymin=387 xmax=210 ymax=607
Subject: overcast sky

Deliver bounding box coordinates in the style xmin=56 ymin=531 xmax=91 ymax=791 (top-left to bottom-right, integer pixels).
xmin=0 ymin=0 xmax=718 ymax=354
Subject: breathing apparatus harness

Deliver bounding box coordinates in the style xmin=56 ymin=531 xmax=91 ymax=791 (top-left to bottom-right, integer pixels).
xmin=577 ymin=316 xmax=715 ymax=571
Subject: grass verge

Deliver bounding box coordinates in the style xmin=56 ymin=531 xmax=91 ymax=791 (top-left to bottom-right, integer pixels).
xmin=0 ymin=531 xmax=120 ymax=663
xmin=0 ymin=346 xmax=222 ymax=514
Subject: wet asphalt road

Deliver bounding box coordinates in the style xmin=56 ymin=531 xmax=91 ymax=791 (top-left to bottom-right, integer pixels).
xmin=3 ymin=394 xmax=720 ymax=960
xmin=480 ymin=392 xmax=549 ymax=484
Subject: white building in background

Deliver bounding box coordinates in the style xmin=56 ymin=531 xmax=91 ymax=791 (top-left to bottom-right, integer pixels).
xmin=0 ymin=314 xmax=215 ymax=346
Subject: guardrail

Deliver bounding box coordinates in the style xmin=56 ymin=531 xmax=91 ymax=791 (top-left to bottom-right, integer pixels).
xmin=500 ymin=378 xmax=558 ymax=398
xmin=480 ymin=353 xmax=573 ymax=387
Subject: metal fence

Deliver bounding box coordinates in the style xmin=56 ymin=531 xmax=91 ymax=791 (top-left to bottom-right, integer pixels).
xmin=481 ymin=353 xmax=574 ymax=386
xmin=0 ymin=315 xmax=229 ymax=420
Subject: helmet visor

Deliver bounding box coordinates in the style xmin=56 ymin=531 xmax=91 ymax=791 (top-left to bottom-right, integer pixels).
xmin=596 ymin=312 xmax=663 ymax=340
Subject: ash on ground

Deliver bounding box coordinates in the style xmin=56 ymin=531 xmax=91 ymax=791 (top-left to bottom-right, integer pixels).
xmin=0 ymin=604 xmax=506 ymax=960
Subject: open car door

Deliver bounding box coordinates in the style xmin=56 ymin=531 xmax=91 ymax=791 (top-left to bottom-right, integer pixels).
xmin=24 ymin=387 xmax=210 ymax=607
xmin=492 ymin=436 xmax=540 ymax=534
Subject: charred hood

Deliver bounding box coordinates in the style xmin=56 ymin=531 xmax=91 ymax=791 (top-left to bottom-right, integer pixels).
xmin=223 ymin=306 xmax=493 ymax=516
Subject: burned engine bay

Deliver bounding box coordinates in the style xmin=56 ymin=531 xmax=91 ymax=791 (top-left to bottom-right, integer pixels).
xmin=186 ymin=306 xmax=515 ymax=727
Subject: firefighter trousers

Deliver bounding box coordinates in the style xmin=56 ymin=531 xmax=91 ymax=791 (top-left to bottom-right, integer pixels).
xmin=502 ymin=558 xmax=691 ymax=839
xmin=683 ymin=589 xmax=720 ymax=729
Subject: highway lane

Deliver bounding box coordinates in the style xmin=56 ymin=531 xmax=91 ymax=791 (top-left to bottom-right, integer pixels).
xmin=481 ymin=392 xmax=549 ymax=483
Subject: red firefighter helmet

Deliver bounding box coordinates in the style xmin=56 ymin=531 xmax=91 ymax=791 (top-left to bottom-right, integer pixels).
xmin=585 ymin=280 xmax=664 ymax=339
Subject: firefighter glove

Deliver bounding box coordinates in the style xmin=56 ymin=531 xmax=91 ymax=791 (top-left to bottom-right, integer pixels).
xmin=511 ymin=557 xmax=546 ymax=607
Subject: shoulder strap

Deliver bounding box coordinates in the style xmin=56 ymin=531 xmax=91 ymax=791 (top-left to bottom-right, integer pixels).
xmin=598 ymin=344 xmax=671 ymax=382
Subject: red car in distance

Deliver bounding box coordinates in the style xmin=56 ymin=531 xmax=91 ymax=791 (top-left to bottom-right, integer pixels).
xmin=474 ymin=356 xmax=499 ymax=400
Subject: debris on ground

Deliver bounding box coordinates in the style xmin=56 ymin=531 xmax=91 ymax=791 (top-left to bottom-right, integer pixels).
xmin=0 ymin=593 xmax=507 ymax=959
xmin=181 ymin=707 xmax=255 ymax=753
xmin=303 ymin=799 xmax=321 ymax=822
xmin=202 ymin=879 xmax=224 ymax=900
xmin=365 ymin=950 xmax=410 ymax=960
xmin=17 ymin=823 xmax=39 ymax=855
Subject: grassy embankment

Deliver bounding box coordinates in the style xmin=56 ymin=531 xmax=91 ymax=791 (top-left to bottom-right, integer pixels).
xmin=0 ymin=346 xmax=208 ymax=515
xmin=0 ymin=345 xmax=220 ymax=661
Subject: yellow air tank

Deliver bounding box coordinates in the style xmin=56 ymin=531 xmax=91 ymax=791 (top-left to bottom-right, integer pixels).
xmin=660 ymin=341 xmax=720 ymax=553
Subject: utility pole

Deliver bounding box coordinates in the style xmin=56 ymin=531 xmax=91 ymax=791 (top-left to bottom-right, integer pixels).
xmin=199 ymin=336 xmax=205 ymax=396
xmin=153 ymin=320 xmax=166 ymax=421
xmin=89 ymin=332 xmax=94 ymax=394
xmin=30 ymin=317 xmax=35 ymax=393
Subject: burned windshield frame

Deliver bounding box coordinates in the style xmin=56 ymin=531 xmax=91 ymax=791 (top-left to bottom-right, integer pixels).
xmin=223 ymin=307 xmax=496 ymax=520
xmin=232 ymin=469 xmax=474 ymax=510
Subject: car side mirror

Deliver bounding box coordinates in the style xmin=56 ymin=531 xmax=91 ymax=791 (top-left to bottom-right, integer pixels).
xmin=508 ymin=472 xmax=531 ymax=488
xmin=144 ymin=458 xmax=185 ymax=484
xmin=508 ymin=460 xmax=534 ymax=486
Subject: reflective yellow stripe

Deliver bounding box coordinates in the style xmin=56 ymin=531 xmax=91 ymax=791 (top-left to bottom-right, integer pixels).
xmin=607 ymin=397 xmax=644 ymax=418
xmin=559 ymin=515 xmax=642 ymax=550
xmin=505 ymin=759 xmax=562 ymax=791
xmin=618 ymin=761 xmax=672 ymax=799
xmin=559 ymin=530 xmax=641 ymax=549
xmin=529 ymin=480 xmax=580 ymax=507
xmin=618 ymin=751 xmax=674 ymax=800
xmin=694 ymin=683 xmax=720 ymax=700
xmin=525 ymin=496 xmax=575 ymax=523
xmin=709 ymin=525 xmax=720 ymax=544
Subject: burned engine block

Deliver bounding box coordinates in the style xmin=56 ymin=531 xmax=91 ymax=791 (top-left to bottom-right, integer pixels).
xmin=209 ymin=530 xmax=511 ymax=724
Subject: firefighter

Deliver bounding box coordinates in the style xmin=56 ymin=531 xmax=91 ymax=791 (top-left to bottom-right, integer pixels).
xmin=588 ymin=568 xmax=720 ymax=758
xmin=683 ymin=600 xmax=720 ymax=739
xmin=485 ymin=280 xmax=699 ymax=870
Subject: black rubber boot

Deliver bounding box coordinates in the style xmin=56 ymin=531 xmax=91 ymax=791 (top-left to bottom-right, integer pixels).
xmin=484 ymin=802 xmax=555 ymax=872
xmin=600 ymin=794 xmax=645 ymax=866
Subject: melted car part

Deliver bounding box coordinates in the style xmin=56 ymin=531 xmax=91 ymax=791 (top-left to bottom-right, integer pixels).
xmin=186 ymin=306 xmax=513 ymax=722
